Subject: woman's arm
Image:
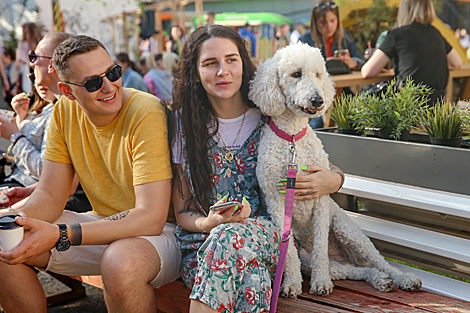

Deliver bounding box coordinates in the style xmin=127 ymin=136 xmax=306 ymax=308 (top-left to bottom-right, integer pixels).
xmin=10 ymin=109 xmax=54 ymax=179
xmin=361 ymin=49 xmax=391 ymax=78
xmin=173 ymin=165 xmax=251 ymax=233
xmin=447 ymin=48 xmax=462 ymax=70
xmin=278 ymin=161 xmax=345 ymax=200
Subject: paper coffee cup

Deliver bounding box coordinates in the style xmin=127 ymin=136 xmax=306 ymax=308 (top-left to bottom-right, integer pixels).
xmin=0 ymin=214 xmax=23 ymax=252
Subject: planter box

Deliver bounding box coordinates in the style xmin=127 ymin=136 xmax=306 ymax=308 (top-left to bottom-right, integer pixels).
xmin=316 ymin=129 xmax=470 ymax=196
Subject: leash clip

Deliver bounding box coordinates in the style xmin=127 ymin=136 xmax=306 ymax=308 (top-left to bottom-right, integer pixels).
xmin=287 ymin=140 xmax=298 ymax=170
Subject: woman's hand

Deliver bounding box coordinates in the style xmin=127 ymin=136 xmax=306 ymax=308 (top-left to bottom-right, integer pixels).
xmin=0 ymin=117 xmax=20 ymax=140
xmin=277 ymin=164 xmax=343 ymax=200
xmin=200 ymin=197 xmax=251 ymax=232
xmin=11 ymin=93 xmax=30 ymax=122
xmin=336 ymin=49 xmax=358 ymax=70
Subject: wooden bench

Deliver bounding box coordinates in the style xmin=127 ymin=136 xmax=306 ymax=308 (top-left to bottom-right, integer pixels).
xmin=46 ymin=273 xmax=470 ymax=312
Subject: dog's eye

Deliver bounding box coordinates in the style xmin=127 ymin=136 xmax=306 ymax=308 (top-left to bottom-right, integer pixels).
xmin=316 ymin=73 xmax=320 ymax=79
xmin=291 ymin=71 xmax=302 ymax=78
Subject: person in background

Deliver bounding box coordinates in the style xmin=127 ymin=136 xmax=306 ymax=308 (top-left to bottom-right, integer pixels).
xmin=141 ymin=53 xmax=173 ymax=103
xmin=16 ymin=22 xmax=42 ymax=94
xmin=238 ymin=23 xmax=257 ymax=57
xmin=139 ymin=30 xmax=160 ymax=57
xmin=300 ymin=0 xmax=364 ymax=129
xmin=290 ymin=23 xmax=306 ymax=44
xmin=3 ymin=48 xmax=19 ymax=104
xmin=0 ymin=45 xmax=10 ymax=109
xmin=362 ymin=0 xmax=462 ymax=106
xmin=170 ymin=25 xmax=186 ymax=56
xmin=277 ymin=22 xmax=290 ymax=49
xmin=162 ymin=41 xmax=179 ymax=76
xmin=205 ymin=11 xmax=216 ymax=25
xmin=459 ymin=28 xmax=469 ymax=50
xmin=114 ymin=52 xmax=148 ymax=93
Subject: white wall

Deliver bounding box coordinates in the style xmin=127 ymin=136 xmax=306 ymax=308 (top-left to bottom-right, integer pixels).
xmin=35 ymin=0 xmax=141 ymax=57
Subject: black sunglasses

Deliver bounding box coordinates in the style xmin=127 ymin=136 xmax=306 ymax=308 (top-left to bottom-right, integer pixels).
xmin=315 ymin=2 xmax=338 ymax=10
xmin=28 ymin=73 xmax=35 ymax=84
xmin=29 ymin=50 xmax=52 ymax=64
xmin=63 ymin=64 xmax=122 ymax=92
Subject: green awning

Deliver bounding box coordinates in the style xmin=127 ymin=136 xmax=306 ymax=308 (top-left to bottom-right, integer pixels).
xmin=214 ymin=12 xmax=292 ymax=26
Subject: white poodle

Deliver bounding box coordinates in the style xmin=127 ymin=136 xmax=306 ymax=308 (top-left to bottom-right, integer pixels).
xmin=249 ymin=43 xmax=422 ymax=297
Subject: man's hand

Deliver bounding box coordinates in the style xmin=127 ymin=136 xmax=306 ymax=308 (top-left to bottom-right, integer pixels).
xmin=0 ymin=216 xmax=59 ymax=265
xmin=5 ymin=186 xmax=35 ymax=206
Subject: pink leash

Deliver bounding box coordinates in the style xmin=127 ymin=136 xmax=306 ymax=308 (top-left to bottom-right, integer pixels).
xmin=268 ymin=117 xmax=307 ymax=313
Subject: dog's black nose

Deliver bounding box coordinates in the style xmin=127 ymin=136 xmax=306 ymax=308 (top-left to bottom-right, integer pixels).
xmin=311 ymin=96 xmax=324 ymax=108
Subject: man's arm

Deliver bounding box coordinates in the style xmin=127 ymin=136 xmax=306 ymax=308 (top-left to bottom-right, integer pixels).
xmin=74 ymin=179 xmax=171 ymax=245
xmin=16 ymin=160 xmax=75 ymax=222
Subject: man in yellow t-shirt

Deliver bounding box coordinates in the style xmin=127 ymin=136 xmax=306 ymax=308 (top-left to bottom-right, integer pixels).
xmin=0 ymin=35 xmax=180 ymax=313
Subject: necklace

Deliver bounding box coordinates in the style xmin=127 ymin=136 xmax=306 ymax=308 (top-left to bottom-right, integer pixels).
xmin=217 ymin=108 xmax=247 ymax=161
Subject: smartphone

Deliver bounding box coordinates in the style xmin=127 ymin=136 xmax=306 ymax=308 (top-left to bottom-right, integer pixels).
xmin=209 ymin=201 xmax=242 ymax=213
xmin=334 ymin=49 xmax=347 ymax=58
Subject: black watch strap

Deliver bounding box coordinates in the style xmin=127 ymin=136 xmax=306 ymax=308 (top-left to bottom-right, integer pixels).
xmin=56 ymin=224 xmax=71 ymax=251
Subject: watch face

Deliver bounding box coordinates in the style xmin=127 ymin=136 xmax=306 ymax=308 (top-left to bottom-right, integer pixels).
xmin=56 ymin=238 xmax=71 ymax=251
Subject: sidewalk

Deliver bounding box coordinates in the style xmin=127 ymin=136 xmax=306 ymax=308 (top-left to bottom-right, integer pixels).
xmin=40 ymin=272 xmax=107 ymax=313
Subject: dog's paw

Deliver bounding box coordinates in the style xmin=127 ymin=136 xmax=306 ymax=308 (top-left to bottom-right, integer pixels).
xmin=280 ymin=279 xmax=303 ymax=298
xmin=393 ymin=272 xmax=422 ymax=292
xmin=309 ymin=278 xmax=334 ymax=296
xmin=368 ymin=269 xmax=394 ymax=292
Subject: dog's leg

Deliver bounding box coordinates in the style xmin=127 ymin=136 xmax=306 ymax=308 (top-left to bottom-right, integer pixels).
xmin=330 ymin=205 xmax=422 ymax=292
xmin=280 ymin=236 xmax=303 ymax=298
xmin=309 ymin=202 xmax=334 ymax=296
xmin=329 ymin=261 xmax=394 ymax=292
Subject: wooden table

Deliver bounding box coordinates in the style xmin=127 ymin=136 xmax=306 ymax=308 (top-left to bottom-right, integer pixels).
xmin=447 ymin=62 xmax=470 ymax=101
xmin=333 ymin=70 xmax=395 ymax=89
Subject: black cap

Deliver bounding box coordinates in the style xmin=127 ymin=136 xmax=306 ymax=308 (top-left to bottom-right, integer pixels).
xmin=0 ymin=214 xmax=22 ymax=230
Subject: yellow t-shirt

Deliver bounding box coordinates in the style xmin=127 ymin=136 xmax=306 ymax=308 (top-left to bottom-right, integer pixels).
xmin=44 ymin=89 xmax=173 ymax=219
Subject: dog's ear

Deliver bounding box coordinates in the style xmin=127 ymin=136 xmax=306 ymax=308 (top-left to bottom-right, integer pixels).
xmin=249 ymin=56 xmax=286 ymax=117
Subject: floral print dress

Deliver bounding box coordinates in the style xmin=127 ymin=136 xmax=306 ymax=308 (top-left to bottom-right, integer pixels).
xmin=175 ymin=117 xmax=281 ymax=313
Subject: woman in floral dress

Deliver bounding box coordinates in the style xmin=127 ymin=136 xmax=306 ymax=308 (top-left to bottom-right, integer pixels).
xmin=168 ymin=25 xmax=345 ymax=313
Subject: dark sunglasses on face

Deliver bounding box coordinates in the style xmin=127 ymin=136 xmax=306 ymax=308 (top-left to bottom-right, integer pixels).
xmin=28 ymin=72 xmax=35 ymax=84
xmin=63 ymin=64 xmax=122 ymax=93
xmin=315 ymin=2 xmax=338 ymax=10
xmin=28 ymin=50 xmax=52 ymax=64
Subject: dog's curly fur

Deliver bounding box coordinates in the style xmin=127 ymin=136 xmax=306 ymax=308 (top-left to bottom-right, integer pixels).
xmin=250 ymin=43 xmax=422 ymax=297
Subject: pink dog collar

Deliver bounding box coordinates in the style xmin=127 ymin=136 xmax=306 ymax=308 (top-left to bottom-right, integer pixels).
xmin=268 ymin=117 xmax=308 ymax=142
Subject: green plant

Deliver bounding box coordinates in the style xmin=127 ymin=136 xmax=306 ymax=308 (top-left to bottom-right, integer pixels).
xmin=418 ymin=100 xmax=465 ymax=139
xmin=355 ymin=78 xmax=432 ymax=139
xmin=329 ymin=93 xmax=360 ymax=129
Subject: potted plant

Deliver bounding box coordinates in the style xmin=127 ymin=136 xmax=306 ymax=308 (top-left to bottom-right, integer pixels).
xmin=355 ymin=78 xmax=431 ymax=140
xmin=329 ymin=93 xmax=361 ymax=135
xmin=418 ymin=100 xmax=466 ymax=147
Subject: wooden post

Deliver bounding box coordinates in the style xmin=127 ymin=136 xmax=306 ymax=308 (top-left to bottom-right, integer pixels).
xmin=110 ymin=20 xmax=116 ymax=55
xmin=134 ymin=13 xmax=140 ymax=57
xmin=171 ymin=1 xmax=178 ymax=26
xmin=122 ymin=14 xmax=128 ymax=53
xmin=195 ymin=0 xmax=203 ymax=28
xmin=179 ymin=3 xmax=186 ymax=29
xmin=155 ymin=10 xmax=163 ymax=53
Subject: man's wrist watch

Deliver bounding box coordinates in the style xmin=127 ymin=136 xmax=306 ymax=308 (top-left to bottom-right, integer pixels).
xmin=10 ymin=132 xmax=23 ymax=144
xmin=56 ymin=224 xmax=71 ymax=251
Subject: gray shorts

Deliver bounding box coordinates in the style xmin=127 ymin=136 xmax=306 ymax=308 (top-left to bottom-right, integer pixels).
xmin=45 ymin=211 xmax=181 ymax=288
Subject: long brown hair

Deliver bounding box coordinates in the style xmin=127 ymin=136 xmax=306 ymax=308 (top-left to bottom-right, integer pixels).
xmin=310 ymin=0 xmax=344 ymax=50
xmin=169 ymin=25 xmax=256 ymax=212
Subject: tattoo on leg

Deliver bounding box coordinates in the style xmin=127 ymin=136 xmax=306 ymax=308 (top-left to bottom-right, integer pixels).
xmin=104 ymin=210 xmax=130 ymax=221
xmin=70 ymin=223 xmax=82 ymax=246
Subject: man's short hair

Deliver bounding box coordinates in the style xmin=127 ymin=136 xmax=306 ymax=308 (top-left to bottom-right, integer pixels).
xmin=52 ymin=35 xmax=107 ymax=81
xmin=155 ymin=54 xmax=163 ymax=62
xmin=43 ymin=32 xmax=74 ymax=51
